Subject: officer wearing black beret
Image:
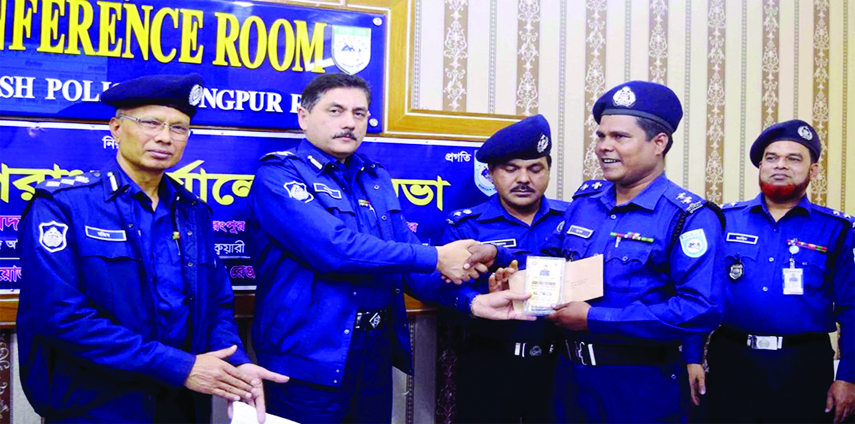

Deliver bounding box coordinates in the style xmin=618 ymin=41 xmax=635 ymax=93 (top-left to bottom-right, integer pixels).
xmin=18 ymin=74 xmax=287 ymax=423
xmin=686 ymin=119 xmax=855 ymax=424
xmin=444 ymin=114 xmax=568 ymax=423
xmin=475 ymin=114 xmax=554 ymax=163
xmin=476 ymin=81 xmax=726 ymax=422
xmin=749 ymin=119 xmax=821 ymax=166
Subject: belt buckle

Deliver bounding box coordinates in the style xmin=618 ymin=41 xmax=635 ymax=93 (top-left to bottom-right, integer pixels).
xmin=567 ymin=341 xmax=597 ymax=366
xmin=521 ymin=343 xmax=544 ymax=358
xmin=747 ymin=335 xmax=781 ymax=350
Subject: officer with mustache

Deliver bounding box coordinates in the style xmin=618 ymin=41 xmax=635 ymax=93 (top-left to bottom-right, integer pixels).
xmin=685 ymin=120 xmax=855 ymax=424
xmin=247 ymin=73 xmax=531 ymax=424
xmin=472 ymin=81 xmax=726 ymax=422
xmin=440 ymin=114 xmax=568 ymax=423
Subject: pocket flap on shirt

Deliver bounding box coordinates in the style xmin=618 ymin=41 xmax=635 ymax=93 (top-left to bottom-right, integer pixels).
xmin=78 ymin=235 xmax=137 ymax=260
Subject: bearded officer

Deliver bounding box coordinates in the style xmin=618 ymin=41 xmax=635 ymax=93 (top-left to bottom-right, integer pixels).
xmin=17 ymin=74 xmax=287 ymax=423
xmin=438 ymin=114 xmax=567 ymax=423
xmin=685 ymin=120 xmax=855 ymax=424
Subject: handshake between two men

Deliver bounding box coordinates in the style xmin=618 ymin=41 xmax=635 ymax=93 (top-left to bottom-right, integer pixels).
xmin=433 ymin=240 xmax=536 ymax=322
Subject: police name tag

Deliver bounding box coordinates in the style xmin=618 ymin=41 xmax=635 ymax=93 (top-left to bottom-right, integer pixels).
xmin=782 ymin=267 xmax=804 ymax=295
xmin=84 ymin=226 xmax=127 ymax=241
xmin=522 ymin=256 xmax=566 ymax=316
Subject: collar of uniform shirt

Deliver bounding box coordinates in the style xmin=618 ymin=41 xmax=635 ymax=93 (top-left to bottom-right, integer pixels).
xmin=748 ymin=192 xmax=813 ymax=219
xmin=296 ymin=139 xmax=377 ymax=177
xmin=596 ymin=172 xmax=670 ymax=211
xmin=479 ymin=194 xmax=562 ymax=225
xmin=116 ymin=165 xmax=176 ymax=211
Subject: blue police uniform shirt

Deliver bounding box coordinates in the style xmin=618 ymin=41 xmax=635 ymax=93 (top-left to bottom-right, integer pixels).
xmin=120 ymin=167 xmax=190 ymax=349
xmin=312 ymin=147 xmax=390 ymax=311
xmin=686 ymin=194 xmax=855 ymax=381
xmin=539 ymin=174 xmax=725 ymax=345
xmin=17 ymin=160 xmax=250 ymax=421
xmin=248 ymin=139 xmax=439 ymax=387
xmin=441 ymin=195 xmax=567 ymax=341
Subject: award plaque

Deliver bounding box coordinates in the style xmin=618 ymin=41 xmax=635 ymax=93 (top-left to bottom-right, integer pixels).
xmin=510 ymin=255 xmax=604 ymax=315
xmin=521 ymin=256 xmax=566 ymax=315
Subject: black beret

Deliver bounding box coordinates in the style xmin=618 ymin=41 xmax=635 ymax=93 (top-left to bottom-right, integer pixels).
xmin=476 ymin=114 xmax=551 ymax=164
xmin=593 ymin=80 xmax=683 ymax=134
xmin=749 ymin=119 xmax=821 ymax=167
xmin=101 ymin=73 xmax=204 ymax=118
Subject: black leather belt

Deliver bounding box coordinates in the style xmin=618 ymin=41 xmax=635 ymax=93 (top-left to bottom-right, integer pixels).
xmin=354 ymin=309 xmax=387 ymax=331
xmin=562 ymin=340 xmax=675 ymax=366
xmin=469 ymin=335 xmax=557 ymax=358
xmin=715 ymin=326 xmax=829 ymax=350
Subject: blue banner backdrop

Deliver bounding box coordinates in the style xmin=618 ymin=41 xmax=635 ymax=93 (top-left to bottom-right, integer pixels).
xmin=0 ymin=121 xmax=492 ymax=291
xmin=0 ymin=0 xmax=386 ymax=132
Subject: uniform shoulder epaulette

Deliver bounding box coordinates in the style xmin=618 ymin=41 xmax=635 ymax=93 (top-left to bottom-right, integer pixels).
xmin=445 ymin=204 xmax=484 ymax=226
xmin=663 ymin=186 xmax=708 ymax=214
xmin=35 ymin=173 xmax=101 ymax=194
xmin=721 ymin=200 xmax=749 ymax=210
xmin=260 ymin=150 xmax=298 ymax=162
xmin=813 ymin=204 xmax=855 ymax=226
xmin=547 ymin=197 xmax=570 ymax=212
xmin=572 ymin=180 xmax=609 ymax=198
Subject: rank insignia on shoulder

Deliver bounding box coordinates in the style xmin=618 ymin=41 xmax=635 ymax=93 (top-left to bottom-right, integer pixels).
xmin=574 ymin=180 xmax=608 ymax=197
xmin=39 ymin=221 xmax=68 ymax=253
xmin=729 ymin=260 xmax=744 ymax=281
xmin=283 ymin=181 xmax=314 ymax=203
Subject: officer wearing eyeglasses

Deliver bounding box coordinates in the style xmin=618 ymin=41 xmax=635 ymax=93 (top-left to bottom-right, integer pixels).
xmin=17 ymin=74 xmax=287 ymax=423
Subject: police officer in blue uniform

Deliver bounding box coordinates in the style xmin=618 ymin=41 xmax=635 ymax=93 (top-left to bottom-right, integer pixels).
xmin=248 ymin=73 xmax=530 ymax=424
xmin=685 ymin=120 xmax=855 ymax=424
xmin=17 ymin=74 xmax=287 ymax=423
xmin=438 ymin=114 xmax=567 ymax=423
xmin=486 ymin=81 xmax=725 ymax=422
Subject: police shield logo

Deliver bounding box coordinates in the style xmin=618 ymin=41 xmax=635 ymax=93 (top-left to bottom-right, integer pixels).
xmin=188 ymin=84 xmax=203 ymax=106
xmin=729 ymin=262 xmax=744 ymax=281
xmin=798 ymin=125 xmax=813 ymax=140
xmin=39 ymin=221 xmax=68 ymax=253
xmin=283 ymin=181 xmax=314 ymax=203
xmin=679 ymin=229 xmax=708 ymax=258
xmin=612 ymin=86 xmax=636 ymax=108
xmin=537 ymin=134 xmax=549 ymax=153
xmin=332 ymin=26 xmax=372 ymax=75
xmin=473 ymin=153 xmax=496 ymax=196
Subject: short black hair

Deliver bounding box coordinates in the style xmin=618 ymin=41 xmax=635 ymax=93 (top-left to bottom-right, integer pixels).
xmin=300 ymin=74 xmax=372 ymax=112
xmin=636 ymin=116 xmax=673 ymax=155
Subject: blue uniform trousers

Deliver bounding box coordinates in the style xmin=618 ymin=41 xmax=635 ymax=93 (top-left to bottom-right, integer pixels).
xmin=701 ymin=331 xmax=834 ymax=424
xmin=264 ymin=327 xmax=393 ymax=424
xmin=551 ymin=350 xmax=690 ymax=423
xmin=457 ymin=336 xmax=557 ymax=423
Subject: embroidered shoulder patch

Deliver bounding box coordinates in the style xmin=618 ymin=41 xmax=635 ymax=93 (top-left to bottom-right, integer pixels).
xmin=283 ymin=181 xmax=314 ymax=203
xmin=39 ymin=221 xmax=68 ymax=253
xmin=679 ymin=229 xmax=708 ymax=258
